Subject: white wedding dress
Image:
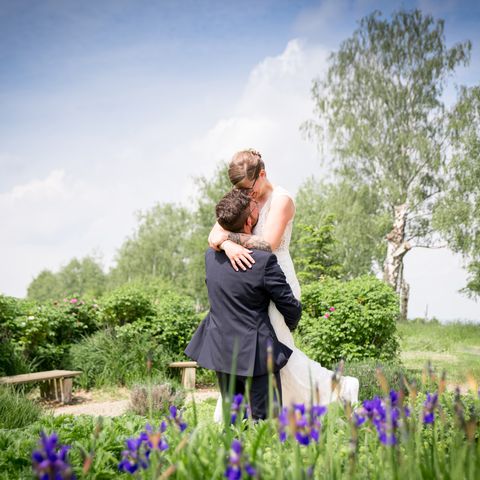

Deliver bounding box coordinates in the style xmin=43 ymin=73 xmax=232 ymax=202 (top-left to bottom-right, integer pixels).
xmin=214 ymin=186 xmax=359 ymax=421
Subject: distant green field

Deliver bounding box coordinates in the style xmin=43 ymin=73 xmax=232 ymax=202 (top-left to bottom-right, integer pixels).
xmin=398 ymin=320 xmax=480 ymax=384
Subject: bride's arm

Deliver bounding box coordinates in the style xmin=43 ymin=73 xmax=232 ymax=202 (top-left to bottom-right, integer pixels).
xmin=207 ymin=195 xmax=294 ymax=271
xmin=208 ymin=222 xmax=229 ymax=251
xmin=208 ymin=222 xmax=259 ymax=271
xmin=228 ymin=195 xmax=295 ymax=251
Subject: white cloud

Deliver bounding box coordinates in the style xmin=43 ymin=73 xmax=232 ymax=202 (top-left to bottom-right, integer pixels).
xmin=191 ymin=39 xmax=329 ymax=190
xmin=0 ymin=168 xmax=139 ymax=295
xmin=8 ymin=169 xmax=67 ymax=201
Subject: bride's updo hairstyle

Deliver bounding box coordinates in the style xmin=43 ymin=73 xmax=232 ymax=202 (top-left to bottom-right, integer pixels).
xmin=228 ymin=149 xmax=265 ymax=188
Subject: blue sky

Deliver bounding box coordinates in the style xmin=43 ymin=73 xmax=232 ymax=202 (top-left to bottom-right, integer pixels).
xmin=1 ymin=0 xmax=479 ymax=320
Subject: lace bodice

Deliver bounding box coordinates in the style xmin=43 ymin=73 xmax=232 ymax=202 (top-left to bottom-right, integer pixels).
xmin=253 ymin=186 xmax=294 ymax=252
xmin=253 ymin=186 xmax=300 ymax=299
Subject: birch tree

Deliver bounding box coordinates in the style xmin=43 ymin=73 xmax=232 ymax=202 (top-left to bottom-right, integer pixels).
xmin=305 ymin=9 xmax=471 ymax=318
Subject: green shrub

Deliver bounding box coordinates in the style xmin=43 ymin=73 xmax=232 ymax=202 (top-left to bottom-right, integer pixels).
xmin=0 ymin=386 xmax=42 ymax=429
xmin=68 ymin=329 xmax=170 ymax=389
xmin=13 ymin=297 xmax=100 ymax=370
xmin=100 ymin=284 xmax=156 ymax=326
xmin=108 ymin=287 xmax=200 ymax=358
xmin=296 ymin=275 xmax=400 ymax=367
xmin=196 ymin=367 xmax=217 ymax=386
xmin=0 ymin=296 xmax=29 ymax=375
xmin=151 ymin=292 xmax=199 ymax=356
xmin=0 ymin=294 xmax=22 ymax=329
xmin=342 ymin=359 xmax=421 ymax=401
xmin=129 ymin=381 xmax=185 ymax=416
xmin=0 ymin=337 xmax=28 ymax=376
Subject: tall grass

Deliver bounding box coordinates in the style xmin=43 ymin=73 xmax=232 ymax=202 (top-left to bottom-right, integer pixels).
xmin=68 ymin=329 xmax=170 ymax=389
xmin=343 ymin=359 xmax=421 ymax=400
xmin=0 ymin=385 xmax=43 ymax=429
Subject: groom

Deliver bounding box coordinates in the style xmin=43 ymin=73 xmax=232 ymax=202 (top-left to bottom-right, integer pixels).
xmin=185 ymin=189 xmax=302 ymax=420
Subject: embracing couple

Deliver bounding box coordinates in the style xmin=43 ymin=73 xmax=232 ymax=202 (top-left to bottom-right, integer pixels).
xmin=185 ymin=149 xmax=359 ymax=421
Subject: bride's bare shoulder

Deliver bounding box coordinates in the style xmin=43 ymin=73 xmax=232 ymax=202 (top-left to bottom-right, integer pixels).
xmin=272 ymin=185 xmax=294 ymax=201
xmin=270 ymin=186 xmax=295 ymax=212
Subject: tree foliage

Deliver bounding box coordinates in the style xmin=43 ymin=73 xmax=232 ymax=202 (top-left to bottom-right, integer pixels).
xmin=307 ymin=9 xmax=470 ymax=213
xmin=292 ymin=177 xmax=391 ymax=278
xmin=293 ymin=217 xmax=341 ymax=284
xmin=305 ymin=8 xmax=472 ymax=314
xmin=110 ymin=204 xmax=192 ymax=290
xmin=433 ymin=86 xmax=480 ymax=297
xmin=27 ymin=256 xmax=106 ymax=301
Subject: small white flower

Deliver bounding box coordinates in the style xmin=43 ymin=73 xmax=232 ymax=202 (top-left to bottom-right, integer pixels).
xmin=27 ymin=315 xmax=35 ymax=320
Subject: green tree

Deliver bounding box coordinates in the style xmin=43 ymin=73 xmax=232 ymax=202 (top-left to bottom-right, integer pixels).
xmin=294 ymin=216 xmax=341 ymax=284
xmin=27 ymin=256 xmax=106 ymax=301
xmin=110 ymin=204 xmax=192 ymax=290
xmin=59 ymin=256 xmax=106 ymax=298
xmin=305 ymin=9 xmax=471 ymax=318
xmin=292 ymin=177 xmax=391 ymax=279
xmin=433 ymin=86 xmax=480 ymax=297
xmin=27 ymin=270 xmax=61 ymax=301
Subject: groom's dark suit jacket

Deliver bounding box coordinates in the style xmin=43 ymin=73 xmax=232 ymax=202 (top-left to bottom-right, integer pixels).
xmin=185 ymin=248 xmax=302 ymax=377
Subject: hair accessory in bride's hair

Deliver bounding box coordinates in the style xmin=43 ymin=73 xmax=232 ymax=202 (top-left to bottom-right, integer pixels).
xmin=247 ymin=148 xmax=262 ymax=159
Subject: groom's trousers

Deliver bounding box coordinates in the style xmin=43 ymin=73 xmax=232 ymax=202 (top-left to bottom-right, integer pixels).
xmin=216 ymin=371 xmax=282 ymax=421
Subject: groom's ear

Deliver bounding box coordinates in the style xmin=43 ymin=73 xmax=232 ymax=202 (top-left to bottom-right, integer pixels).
xmin=244 ymin=214 xmax=253 ymax=233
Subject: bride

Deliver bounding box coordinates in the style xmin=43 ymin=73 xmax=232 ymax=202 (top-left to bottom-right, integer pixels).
xmin=208 ymin=149 xmax=359 ymax=418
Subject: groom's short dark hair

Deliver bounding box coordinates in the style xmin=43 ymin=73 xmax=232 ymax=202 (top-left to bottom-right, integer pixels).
xmin=216 ymin=189 xmax=251 ymax=233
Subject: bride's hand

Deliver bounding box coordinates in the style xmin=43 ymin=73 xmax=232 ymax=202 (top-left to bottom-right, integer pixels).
xmin=221 ymin=240 xmax=254 ymax=272
xmin=208 ymin=223 xmax=229 ymax=251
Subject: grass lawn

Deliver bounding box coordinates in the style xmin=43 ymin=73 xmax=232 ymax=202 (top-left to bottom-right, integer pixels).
xmin=398 ymin=320 xmax=480 ymax=385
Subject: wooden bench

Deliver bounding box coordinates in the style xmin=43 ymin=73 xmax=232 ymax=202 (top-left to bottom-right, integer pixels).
xmin=0 ymin=370 xmax=82 ymax=403
xmin=169 ymin=361 xmax=198 ymax=389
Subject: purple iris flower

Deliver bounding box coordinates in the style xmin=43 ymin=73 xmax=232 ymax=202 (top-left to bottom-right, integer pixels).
xmin=355 ymin=391 xmax=409 ymax=446
xmin=423 ymin=392 xmax=439 ymax=424
xmin=295 ymin=432 xmax=310 ymax=446
xmin=293 ymin=403 xmax=306 ymax=415
xmin=32 ymin=432 xmax=75 ymax=480
xmin=389 ymin=390 xmax=399 ymax=407
xmin=119 ymin=423 xmax=169 ymax=474
xmin=224 ymin=439 xmax=257 ymax=479
xmin=230 ymin=393 xmax=246 ymax=423
xmin=277 ymin=403 xmax=327 ymax=445
xmin=168 ymin=405 xmax=188 ymax=432
xmin=354 ymin=412 xmax=366 ymax=427
xmin=245 ymin=464 xmax=257 ymax=476
xmin=311 ymin=405 xmax=327 ymax=418
xmin=225 ymin=465 xmax=242 ymax=480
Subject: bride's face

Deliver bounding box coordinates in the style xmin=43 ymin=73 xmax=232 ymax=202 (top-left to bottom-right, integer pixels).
xmin=240 ymin=170 xmax=266 ymax=200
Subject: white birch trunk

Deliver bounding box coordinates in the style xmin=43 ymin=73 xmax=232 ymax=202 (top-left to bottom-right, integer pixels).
xmin=383 ymin=204 xmax=411 ymax=318
xmin=400 ymin=277 xmax=410 ymax=321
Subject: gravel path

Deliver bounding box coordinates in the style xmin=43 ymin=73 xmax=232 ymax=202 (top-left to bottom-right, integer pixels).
xmin=52 ymin=388 xmax=219 ymax=417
